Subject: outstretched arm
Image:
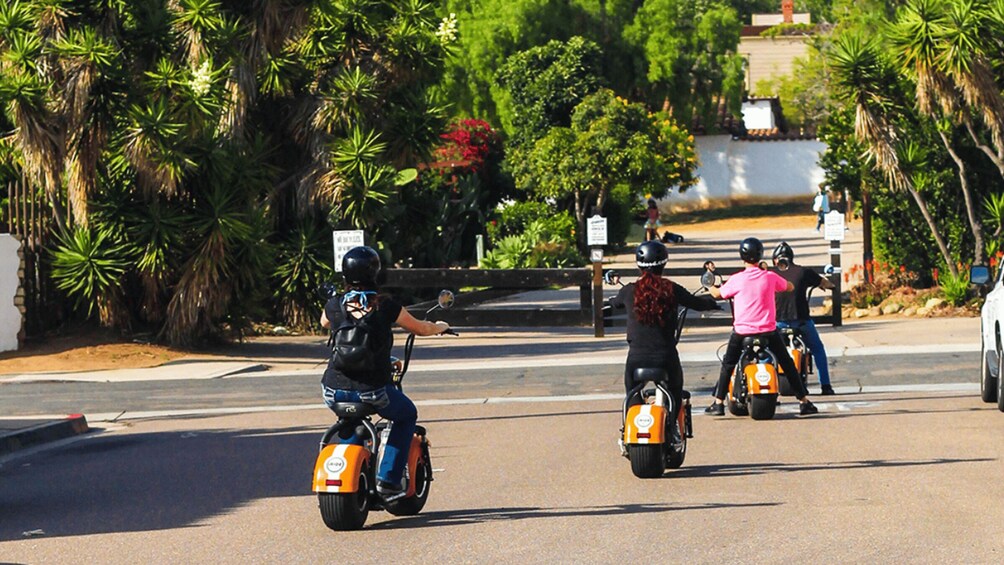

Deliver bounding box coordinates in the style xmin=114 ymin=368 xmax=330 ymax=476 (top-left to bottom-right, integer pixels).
xmin=397 ymin=308 xmax=449 ymax=336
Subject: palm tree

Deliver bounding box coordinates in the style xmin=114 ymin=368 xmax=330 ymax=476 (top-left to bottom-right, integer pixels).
xmin=829 ymin=33 xmax=959 ymax=276
xmin=889 ymin=0 xmax=988 ymax=264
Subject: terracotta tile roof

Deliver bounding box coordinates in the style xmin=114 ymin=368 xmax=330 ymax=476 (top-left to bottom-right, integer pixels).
xmin=733 ymin=126 xmax=818 ymax=141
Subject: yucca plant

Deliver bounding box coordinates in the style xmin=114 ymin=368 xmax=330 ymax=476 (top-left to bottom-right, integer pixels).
xmin=273 ymin=218 xmax=335 ymax=330
xmin=51 ymin=225 xmax=131 ymax=327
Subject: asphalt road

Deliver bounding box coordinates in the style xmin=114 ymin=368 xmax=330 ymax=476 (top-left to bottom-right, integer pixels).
xmin=2 ymin=391 xmax=1003 ymax=563
xmin=0 ymin=352 xmax=979 ymax=417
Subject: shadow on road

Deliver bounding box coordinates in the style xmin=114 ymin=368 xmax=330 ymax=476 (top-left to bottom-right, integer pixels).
xmin=423 ymin=408 xmax=620 ymax=425
xmin=0 ymin=425 xmax=321 ymax=541
xmin=669 ymin=457 xmax=993 ymax=479
xmin=366 ymin=501 xmax=780 ymax=530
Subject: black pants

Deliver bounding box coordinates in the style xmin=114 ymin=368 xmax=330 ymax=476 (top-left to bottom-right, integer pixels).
xmin=714 ymin=331 xmax=807 ymax=401
xmin=625 ymin=354 xmax=684 ymax=422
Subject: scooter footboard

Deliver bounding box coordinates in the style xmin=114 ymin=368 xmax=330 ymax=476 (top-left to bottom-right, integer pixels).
xmin=623 ymin=404 xmax=667 ymax=444
xmin=313 ymin=444 xmax=371 ymax=493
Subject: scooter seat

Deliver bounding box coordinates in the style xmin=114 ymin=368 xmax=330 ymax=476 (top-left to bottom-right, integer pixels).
xmin=633 ymin=368 xmax=668 ymax=383
xmin=331 ymin=402 xmax=379 ymax=419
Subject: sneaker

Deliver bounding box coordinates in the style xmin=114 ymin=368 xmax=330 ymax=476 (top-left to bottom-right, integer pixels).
xmin=799 ymin=401 xmax=819 ymax=416
xmin=704 ymin=402 xmax=725 ymax=416
xmin=821 ymin=385 xmax=836 ymax=396
xmin=376 ymin=480 xmax=406 ymax=501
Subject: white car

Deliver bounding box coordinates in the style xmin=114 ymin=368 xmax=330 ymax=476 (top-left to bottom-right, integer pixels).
xmin=974 ymin=265 xmax=1004 ymax=410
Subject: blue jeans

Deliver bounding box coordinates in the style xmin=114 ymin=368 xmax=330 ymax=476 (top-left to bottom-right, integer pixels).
xmin=322 ymin=384 xmax=417 ymax=485
xmin=777 ymin=319 xmax=831 ymax=387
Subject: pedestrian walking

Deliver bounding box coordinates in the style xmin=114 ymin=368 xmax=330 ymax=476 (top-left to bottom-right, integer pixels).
xmin=813 ymin=186 xmax=830 ymax=231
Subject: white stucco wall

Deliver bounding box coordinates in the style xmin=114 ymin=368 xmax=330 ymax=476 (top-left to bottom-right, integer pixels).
xmin=669 ymin=135 xmax=826 ymax=208
xmin=741 ymin=101 xmax=776 ymax=129
xmin=0 ymin=234 xmax=22 ymax=352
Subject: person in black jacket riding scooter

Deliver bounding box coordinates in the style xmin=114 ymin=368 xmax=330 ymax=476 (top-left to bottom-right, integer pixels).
xmin=608 ymin=241 xmax=721 ymax=439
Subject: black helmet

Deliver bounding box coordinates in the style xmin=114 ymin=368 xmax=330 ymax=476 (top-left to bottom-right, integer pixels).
xmin=342 ymin=246 xmax=381 ymax=286
xmin=772 ymin=241 xmax=794 ymax=263
xmin=636 ymin=241 xmax=668 ymax=273
xmin=739 ymin=237 xmax=764 ymax=264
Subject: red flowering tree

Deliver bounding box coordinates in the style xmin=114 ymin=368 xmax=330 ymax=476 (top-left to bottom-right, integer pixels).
xmin=433 ymin=119 xmax=503 ymax=175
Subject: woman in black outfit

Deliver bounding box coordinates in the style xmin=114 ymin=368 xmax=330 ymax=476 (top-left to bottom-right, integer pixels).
xmin=608 ymin=241 xmax=720 ymax=427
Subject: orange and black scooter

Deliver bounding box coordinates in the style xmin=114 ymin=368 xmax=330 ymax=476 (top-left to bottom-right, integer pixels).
xmin=312 ymin=290 xmax=455 ymax=531
xmin=606 ymin=270 xmax=695 ymax=478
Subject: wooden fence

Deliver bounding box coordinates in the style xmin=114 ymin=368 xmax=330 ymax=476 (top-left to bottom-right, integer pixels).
xmin=384 ymin=265 xmax=843 ymax=336
xmin=3 ymin=179 xmax=59 ymax=338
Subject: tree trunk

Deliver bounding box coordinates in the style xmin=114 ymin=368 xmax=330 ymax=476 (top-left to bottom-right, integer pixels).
xmin=964 ymin=119 xmax=1004 ymax=178
xmin=937 ymin=128 xmax=985 ymax=264
xmin=574 ymin=190 xmax=586 ymax=252
xmin=861 ymin=186 xmax=873 ymax=284
xmin=906 ymin=185 xmax=958 ymax=278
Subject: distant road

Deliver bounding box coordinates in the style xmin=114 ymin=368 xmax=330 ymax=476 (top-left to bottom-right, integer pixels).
xmin=0 ymin=351 xmax=978 ymax=418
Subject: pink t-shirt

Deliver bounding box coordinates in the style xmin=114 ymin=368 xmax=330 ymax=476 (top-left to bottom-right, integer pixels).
xmin=719 ymin=266 xmax=789 ymax=335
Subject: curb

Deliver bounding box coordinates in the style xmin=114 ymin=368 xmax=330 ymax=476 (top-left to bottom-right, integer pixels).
xmin=0 ymin=414 xmax=90 ymax=457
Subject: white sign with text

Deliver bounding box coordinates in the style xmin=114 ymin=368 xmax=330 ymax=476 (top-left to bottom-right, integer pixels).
xmin=332 ymin=230 xmax=366 ymax=272
xmin=587 ymin=215 xmax=608 ymax=246
xmin=824 ymin=211 xmax=845 ymax=241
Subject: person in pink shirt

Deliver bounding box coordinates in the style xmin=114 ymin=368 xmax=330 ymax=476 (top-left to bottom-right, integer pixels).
xmin=705 ymin=237 xmax=818 ymax=416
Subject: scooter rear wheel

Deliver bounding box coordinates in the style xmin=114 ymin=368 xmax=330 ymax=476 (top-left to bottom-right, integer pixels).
xmin=750 ymin=393 xmax=778 ymax=420
xmin=628 ymin=444 xmax=666 ymax=478
xmin=318 ymin=471 xmax=370 ymax=531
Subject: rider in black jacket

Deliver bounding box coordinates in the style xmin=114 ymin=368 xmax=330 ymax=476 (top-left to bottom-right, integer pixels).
xmin=608 ymin=241 xmax=720 ymax=429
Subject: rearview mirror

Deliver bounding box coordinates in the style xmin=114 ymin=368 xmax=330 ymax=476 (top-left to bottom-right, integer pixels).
xmin=970 ymin=265 xmax=991 ymax=286
xmin=700 ymin=270 xmax=716 ymax=289
xmin=437 ymin=289 xmax=455 ymax=310
xmin=603 ymin=270 xmax=620 ymax=286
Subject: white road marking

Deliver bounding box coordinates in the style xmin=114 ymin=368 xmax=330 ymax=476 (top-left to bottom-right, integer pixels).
xmin=0 ymin=382 xmax=980 ymax=423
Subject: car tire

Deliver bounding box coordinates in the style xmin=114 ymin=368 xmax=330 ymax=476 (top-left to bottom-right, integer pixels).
xmin=997 ymin=348 xmax=1004 ymax=413
xmin=981 ymin=344 xmax=998 ymax=403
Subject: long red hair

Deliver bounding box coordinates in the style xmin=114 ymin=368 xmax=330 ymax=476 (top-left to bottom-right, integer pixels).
xmin=633 ymin=271 xmax=676 ymax=326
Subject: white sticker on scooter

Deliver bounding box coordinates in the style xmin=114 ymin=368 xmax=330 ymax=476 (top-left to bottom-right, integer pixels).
xmin=755 ymin=364 xmax=773 ymax=386
xmin=634 ymin=413 xmax=654 ymax=429
xmin=324 ymin=456 xmax=347 ymax=475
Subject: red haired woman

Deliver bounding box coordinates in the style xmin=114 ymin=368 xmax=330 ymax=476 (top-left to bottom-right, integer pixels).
xmin=608 ymin=241 xmax=720 ymax=428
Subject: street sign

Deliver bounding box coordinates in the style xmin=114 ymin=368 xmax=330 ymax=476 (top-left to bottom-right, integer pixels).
xmin=590 ymin=248 xmax=604 ymax=263
xmin=587 ymin=215 xmax=607 ymax=246
xmin=332 ymin=230 xmax=365 ymax=272
xmin=824 ymin=211 xmax=845 ymax=241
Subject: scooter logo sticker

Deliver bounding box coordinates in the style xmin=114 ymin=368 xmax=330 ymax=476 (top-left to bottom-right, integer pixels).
xmin=754 ymin=364 xmax=773 ymax=386
xmin=324 ymin=456 xmax=347 ymax=475
xmin=634 ymin=413 xmax=654 ymax=429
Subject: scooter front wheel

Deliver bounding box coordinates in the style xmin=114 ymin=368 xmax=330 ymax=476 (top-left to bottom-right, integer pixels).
xmin=318 ymin=472 xmax=370 ymax=531
xmin=385 ymin=455 xmax=432 ymax=516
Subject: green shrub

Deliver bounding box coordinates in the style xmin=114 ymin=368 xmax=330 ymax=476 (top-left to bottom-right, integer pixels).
xmin=938 ymin=270 xmax=970 ymax=306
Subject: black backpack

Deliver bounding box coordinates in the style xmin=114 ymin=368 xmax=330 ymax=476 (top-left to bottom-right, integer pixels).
xmin=330 ymin=302 xmax=376 ymax=374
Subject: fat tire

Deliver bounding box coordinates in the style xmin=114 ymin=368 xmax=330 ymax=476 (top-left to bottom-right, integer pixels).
xmin=666 ymin=434 xmax=687 ymax=469
xmin=318 ymin=471 xmax=370 ymax=531
xmin=385 ymin=455 xmax=432 ymax=516
xmin=628 ymin=444 xmax=666 ymax=478
xmin=982 ymin=345 xmax=998 ymax=403
xmin=728 ymin=373 xmax=749 ymax=416
xmin=750 ymin=394 xmax=778 ymax=420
